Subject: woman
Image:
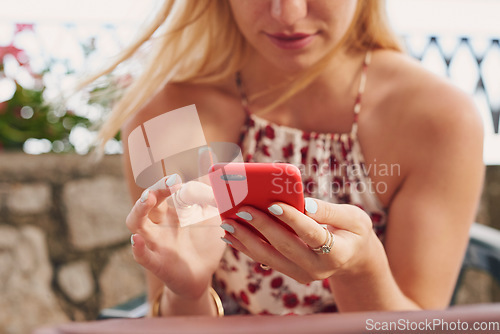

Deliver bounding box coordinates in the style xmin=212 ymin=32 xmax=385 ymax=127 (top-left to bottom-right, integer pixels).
xmin=93 ymin=0 xmax=484 ymax=316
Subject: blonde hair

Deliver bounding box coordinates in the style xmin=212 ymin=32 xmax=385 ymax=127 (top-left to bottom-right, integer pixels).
xmin=89 ymin=0 xmax=402 ymax=154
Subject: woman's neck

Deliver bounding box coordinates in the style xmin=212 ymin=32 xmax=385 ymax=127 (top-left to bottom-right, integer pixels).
xmin=238 ymin=47 xmax=366 ymax=118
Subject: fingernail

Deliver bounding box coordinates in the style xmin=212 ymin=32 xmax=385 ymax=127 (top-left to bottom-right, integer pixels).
xmin=221 ymin=237 xmax=233 ymax=245
xmin=236 ymin=211 xmax=253 ymax=221
xmin=140 ymin=189 xmax=149 ymax=203
xmin=198 ymin=146 xmax=211 ymax=154
xmin=305 ymin=198 xmax=318 ymax=214
xmin=130 ymin=234 xmax=136 ymax=246
xmin=268 ymin=204 xmax=283 ymax=216
xmin=165 ymin=174 xmax=179 ymax=187
xmin=220 ymin=223 xmax=235 ymax=234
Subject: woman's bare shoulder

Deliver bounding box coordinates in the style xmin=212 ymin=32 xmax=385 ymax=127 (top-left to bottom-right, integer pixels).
xmin=121 ymin=79 xmax=242 ymax=139
xmin=369 ymin=49 xmax=483 ymax=151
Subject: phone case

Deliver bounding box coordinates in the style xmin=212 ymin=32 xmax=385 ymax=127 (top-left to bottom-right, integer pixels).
xmin=208 ymin=162 xmax=304 ymax=237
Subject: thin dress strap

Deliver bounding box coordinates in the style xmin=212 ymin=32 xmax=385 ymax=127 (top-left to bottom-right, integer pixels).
xmin=235 ymin=71 xmax=251 ymax=117
xmin=350 ymin=50 xmax=372 ymax=139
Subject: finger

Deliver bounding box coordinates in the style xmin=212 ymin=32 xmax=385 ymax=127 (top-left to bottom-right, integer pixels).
xmin=303 ymin=198 xmax=372 ymax=235
xmin=147 ymin=174 xmax=182 ymax=204
xmin=126 ymin=175 xmax=182 ymax=232
xmin=233 ymin=206 xmax=318 ymax=266
xmin=148 ymin=174 xmax=183 ymax=222
xmin=130 ymin=233 xmax=162 ymax=272
xmin=265 ymin=202 xmax=330 ymax=250
xmin=221 ymin=219 xmax=309 ymax=282
xmin=198 ymin=146 xmax=217 ymax=181
xmin=175 ymin=181 xmax=217 ymax=207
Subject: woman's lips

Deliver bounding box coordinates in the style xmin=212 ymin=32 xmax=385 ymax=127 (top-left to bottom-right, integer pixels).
xmin=265 ymin=32 xmax=317 ymax=50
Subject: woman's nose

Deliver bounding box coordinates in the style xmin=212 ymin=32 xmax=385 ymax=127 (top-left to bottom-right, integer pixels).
xmin=270 ymin=0 xmax=308 ymax=27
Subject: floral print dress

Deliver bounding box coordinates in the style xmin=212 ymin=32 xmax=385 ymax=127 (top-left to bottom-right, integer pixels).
xmin=214 ymin=51 xmax=388 ymax=315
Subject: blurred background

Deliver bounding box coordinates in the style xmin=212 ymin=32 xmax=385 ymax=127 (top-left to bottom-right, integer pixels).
xmin=0 ymin=0 xmax=499 ymax=333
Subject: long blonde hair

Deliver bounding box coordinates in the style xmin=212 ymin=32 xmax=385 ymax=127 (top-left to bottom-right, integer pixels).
xmin=88 ymin=0 xmax=403 ymax=154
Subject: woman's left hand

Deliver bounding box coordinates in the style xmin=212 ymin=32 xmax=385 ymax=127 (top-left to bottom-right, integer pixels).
xmin=220 ymin=198 xmax=384 ymax=284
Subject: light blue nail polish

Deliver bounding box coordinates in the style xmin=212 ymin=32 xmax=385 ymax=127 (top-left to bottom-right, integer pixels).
xmin=165 ymin=174 xmax=178 ymax=187
xmin=198 ymin=146 xmax=211 ymax=154
xmin=268 ymin=204 xmax=283 ymax=215
xmin=130 ymin=234 xmax=135 ymax=246
xmin=236 ymin=211 xmax=253 ymax=221
xmin=220 ymin=223 xmax=235 ymax=234
xmin=140 ymin=189 xmax=149 ymax=203
xmin=305 ymin=198 xmax=318 ymax=214
xmin=221 ymin=237 xmax=233 ymax=245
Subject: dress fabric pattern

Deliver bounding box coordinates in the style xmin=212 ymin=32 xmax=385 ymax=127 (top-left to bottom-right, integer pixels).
xmin=214 ymin=51 xmax=388 ymax=315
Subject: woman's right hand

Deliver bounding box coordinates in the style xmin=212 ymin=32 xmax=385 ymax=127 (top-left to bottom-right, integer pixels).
xmin=126 ymin=150 xmax=226 ymax=300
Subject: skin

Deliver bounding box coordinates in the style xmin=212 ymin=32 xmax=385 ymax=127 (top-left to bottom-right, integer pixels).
xmin=122 ymin=0 xmax=484 ymax=315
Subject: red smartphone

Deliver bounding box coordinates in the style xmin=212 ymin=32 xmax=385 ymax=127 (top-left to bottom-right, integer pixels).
xmin=208 ymin=162 xmax=304 ymax=237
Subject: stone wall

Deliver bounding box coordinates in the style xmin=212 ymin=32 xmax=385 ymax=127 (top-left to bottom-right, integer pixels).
xmin=0 ymin=153 xmax=498 ymax=333
xmin=0 ymin=153 xmax=145 ymax=334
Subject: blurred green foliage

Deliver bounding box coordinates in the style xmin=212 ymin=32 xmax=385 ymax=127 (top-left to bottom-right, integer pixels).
xmin=0 ymin=24 xmax=111 ymax=153
xmin=0 ymin=80 xmax=91 ymax=151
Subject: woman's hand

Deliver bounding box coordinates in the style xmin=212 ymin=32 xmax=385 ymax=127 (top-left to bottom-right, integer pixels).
xmin=126 ymin=150 xmax=226 ymax=300
xmin=220 ymin=198 xmax=384 ymax=284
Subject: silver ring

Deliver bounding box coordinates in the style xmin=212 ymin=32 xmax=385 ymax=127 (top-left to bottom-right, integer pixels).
xmin=310 ymin=228 xmax=335 ymax=254
xmin=173 ymin=189 xmax=192 ymax=209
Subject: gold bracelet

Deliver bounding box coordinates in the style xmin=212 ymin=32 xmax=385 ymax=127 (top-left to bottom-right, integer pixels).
xmin=150 ymin=287 xmax=164 ymax=317
xmin=151 ymin=286 xmax=224 ymax=317
xmin=209 ymin=287 xmax=224 ymax=317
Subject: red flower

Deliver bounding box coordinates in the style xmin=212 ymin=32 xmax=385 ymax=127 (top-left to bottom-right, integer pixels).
xmin=302 ymin=132 xmax=311 ymax=141
xmin=339 ymin=193 xmax=351 ymax=204
xmin=253 ymin=263 xmax=273 ymax=276
xmin=218 ymin=279 xmax=226 ymax=290
xmin=300 ymin=146 xmax=308 ymax=165
xmin=329 ymin=156 xmax=340 ymax=171
xmin=258 ymin=310 xmax=272 ymax=315
xmin=231 ymin=247 xmax=240 ymax=260
xmin=322 ymin=279 xmax=330 ymax=291
xmin=341 ymin=141 xmax=349 ymax=159
xmin=262 ymin=145 xmax=270 ymax=157
xmin=14 ymin=24 xmax=34 ymax=34
xmin=311 ymin=158 xmax=319 ymax=172
xmin=320 ymin=304 xmax=338 ymax=313
xmin=270 ymin=277 xmax=283 ymax=289
xmin=355 ymin=203 xmax=365 ymax=211
xmin=332 ymin=176 xmax=344 ymax=193
xmin=283 ymin=293 xmax=299 ymax=308
xmin=248 ymin=117 xmax=255 ymax=127
xmin=265 ymin=125 xmax=275 ymax=139
xmin=282 ymin=143 xmax=294 ymax=158
xmin=248 ymin=283 xmax=259 ymax=294
xmin=303 ymin=177 xmax=315 ymax=196
xmin=240 ymin=291 xmax=250 ymax=305
xmin=0 ymin=44 xmax=26 ymax=64
xmin=303 ymin=295 xmax=320 ymax=306
xmin=255 ymin=129 xmax=262 ymax=142
xmin=245 ymin=153 xmax=253 ymax=162
xmin=371 ymin=212 xmax=383 ymax=224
